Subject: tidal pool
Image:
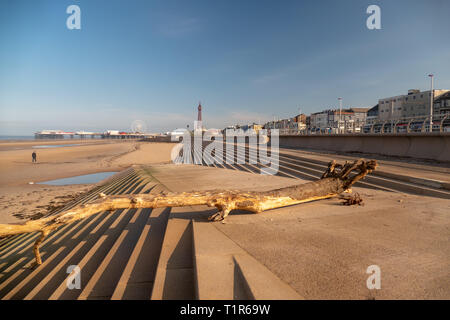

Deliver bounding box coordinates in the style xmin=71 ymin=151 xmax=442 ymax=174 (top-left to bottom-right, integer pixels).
xmin=38 ymin=172 xmax=118 ymax=185
xmin=32 ymin=144 xmax=83 ymax=149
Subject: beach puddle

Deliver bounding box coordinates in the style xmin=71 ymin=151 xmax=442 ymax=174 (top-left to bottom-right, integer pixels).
xmin=32 ymin=144 xmax=83 ymax=149
xmin=38 ymin=172 xmax=117 ymax=185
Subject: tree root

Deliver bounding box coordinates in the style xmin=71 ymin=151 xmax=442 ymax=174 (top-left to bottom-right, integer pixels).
xmin=0 ymin=159 xmax=377 ymax=266
xmin=340 ymin=192 xmax=364 ymax=206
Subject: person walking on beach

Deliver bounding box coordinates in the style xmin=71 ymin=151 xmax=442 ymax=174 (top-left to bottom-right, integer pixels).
xmin=32 ymin=151 xmax=37 ymax=163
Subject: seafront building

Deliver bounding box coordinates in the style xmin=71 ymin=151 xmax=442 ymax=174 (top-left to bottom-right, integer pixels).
xmin=308 ymin=108 xmax=369 ymax=133
xmin=378 ymin=89 xmax=450 ymax=121
xmin=365 ymin=105 xmax=379 ymax=126
xmin=258 ymin=86 xmax=450 ymax=134
xmin=264 ymin=114 xmax=307 ymax=132
xmin=433 ymin=91 xmax=450 ymax=118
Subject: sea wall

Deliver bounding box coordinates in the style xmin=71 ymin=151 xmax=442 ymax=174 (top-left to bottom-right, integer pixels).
xmin=279 ymin=133 xmax=450 ymax=162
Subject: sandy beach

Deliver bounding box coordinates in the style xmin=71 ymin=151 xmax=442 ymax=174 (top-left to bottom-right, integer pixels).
xmin=0 ymin=139 xmax=174 ymax=224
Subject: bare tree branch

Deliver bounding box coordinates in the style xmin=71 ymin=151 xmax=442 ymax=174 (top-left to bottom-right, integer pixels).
xmin=0 ymin=159 xmax=377 ymax=266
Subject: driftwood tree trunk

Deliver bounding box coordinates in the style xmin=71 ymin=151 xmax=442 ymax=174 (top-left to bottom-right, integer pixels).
xmin=0 ymin=159 xmax=377 ymax=266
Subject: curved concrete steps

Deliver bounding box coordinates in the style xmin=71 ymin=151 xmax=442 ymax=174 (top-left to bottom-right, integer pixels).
xmin=0 ymin=167 xmax=162 ymax=300
xmin=193 ymin=221 xmax=302 ymax=300
xmin=151 ymin=216 xmax=195 ymax=300
xmin=196 ymin=142 xmax=450 ymax=199
xmin=151 ymin=215 xmax=302 ymax=300
xmin=1 ymin=164 xmax=303 ymax=300
xmin=279 ymin=152 xmax=450 ymax=198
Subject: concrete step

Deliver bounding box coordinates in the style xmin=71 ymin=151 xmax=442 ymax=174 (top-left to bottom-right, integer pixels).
xmin=192 ymin=221 xmax=302 ymax=300
xmin=0 ymin=169 xmax=150 ymax=299
xmin=233 ymin=254 xmax=303 ymax=300
xmin=237 ymin=150 xmax=395 ymax=192
xmin=0 ymin=167 xmax=174 ymax=300
xmin=151 ymin=214 xmax=195 ymax=300
xmin=279 ymin=153 xmax=450 ymax=198
xmin=216 ymin=142 xmax=450 ymax=198
xmin=0 ymin=169 xmax=137 ymax=258
xmin=192 ymin=221 xmax=242 ymax=300
xmin=280 ymin=152 xmax=450 ymax=195
xmin=0 ymin=170 xmax=139 ymax=273
xmin=235 ymin=149 xmax=449 ymax=197
xmin=77 ymin=209 xmax=151 ymax=300
xmin=0 ymin=175 xmax=147 ymax=299
xmin=276 ymin=156 xmax=397 ymax=192
xmin=111 ymin=206 xmax=170 ymax=300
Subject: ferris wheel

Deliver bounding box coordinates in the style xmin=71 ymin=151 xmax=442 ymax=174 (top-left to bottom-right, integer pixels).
xmin=130 ymin=120 xmax=148 ymax=133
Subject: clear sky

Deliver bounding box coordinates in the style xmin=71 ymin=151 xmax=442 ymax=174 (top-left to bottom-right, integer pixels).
xmin=1 ymin=0 xmax=449 ymax=134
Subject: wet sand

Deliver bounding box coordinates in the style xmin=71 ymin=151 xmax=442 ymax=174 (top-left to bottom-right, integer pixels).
xmin=0 ymin=139 xmax=175 ymax=224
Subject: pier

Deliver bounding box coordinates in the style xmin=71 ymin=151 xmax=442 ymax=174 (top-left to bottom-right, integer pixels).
xmin=34 ymin=130 xmax=158 ymax=140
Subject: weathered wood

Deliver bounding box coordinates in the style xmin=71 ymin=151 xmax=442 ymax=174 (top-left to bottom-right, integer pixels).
xmin=0 ymin=159 xmax=377 ymax=266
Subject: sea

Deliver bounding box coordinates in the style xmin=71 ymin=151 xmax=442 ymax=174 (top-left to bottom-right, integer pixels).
xmin=0 ymin=135 xmax=35 ymax=141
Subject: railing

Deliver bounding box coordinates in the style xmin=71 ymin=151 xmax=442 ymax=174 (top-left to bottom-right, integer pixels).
xmin=276 ymin=113 xmax=450 ymax=135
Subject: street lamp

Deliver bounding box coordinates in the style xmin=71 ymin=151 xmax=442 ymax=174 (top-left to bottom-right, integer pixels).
xmin=391 ymin=100 xmax=394 ymax=133
xmin=428 ymin=74 xmax=434 ymax=132
xmin=338 ymin=97 xmax=343 ymax=134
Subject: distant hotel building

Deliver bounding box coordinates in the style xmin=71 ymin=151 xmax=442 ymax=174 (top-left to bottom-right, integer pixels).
xmin=264 ymin=114 xmax=307 ymax=131
xmin=378 ymin=89 xmax=449 ymax=121
xmin=366 ymin=105 xmax=379 ymax=125
xmin=433 ymin=91 xmax=450 ymax=118
xmin=310 ymin=108 xmax=369 ymax=133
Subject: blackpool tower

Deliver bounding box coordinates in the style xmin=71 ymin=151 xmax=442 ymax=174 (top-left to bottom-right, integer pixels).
xmin=195 ymin=102 xmax=203 ymax=131
xmin=197 ymin=102 xmax=202 ymax=122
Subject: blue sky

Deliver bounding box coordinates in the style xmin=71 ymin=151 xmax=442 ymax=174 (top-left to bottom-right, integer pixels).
xmin=1 ymin=0 xmax=449 ymax=134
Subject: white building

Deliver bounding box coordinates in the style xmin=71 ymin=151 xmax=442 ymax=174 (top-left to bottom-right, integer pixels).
xmin=378 ymin=89 xmax=449 ymax=121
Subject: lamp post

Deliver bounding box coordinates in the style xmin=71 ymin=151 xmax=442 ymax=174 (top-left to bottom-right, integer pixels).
xmin=297 ymin=107 xmax=301 ymax=133
xmin=391 ymin=100 xmax=394 ymax=133
xmin=428 ymin=74 xmax=434 ymax=132
xmin=339 ymin=98 xmax=342 ymax=134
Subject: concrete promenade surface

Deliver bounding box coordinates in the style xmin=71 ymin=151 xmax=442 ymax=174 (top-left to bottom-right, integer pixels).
xmin=148 ymin=165 xmax=449 ymax=300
